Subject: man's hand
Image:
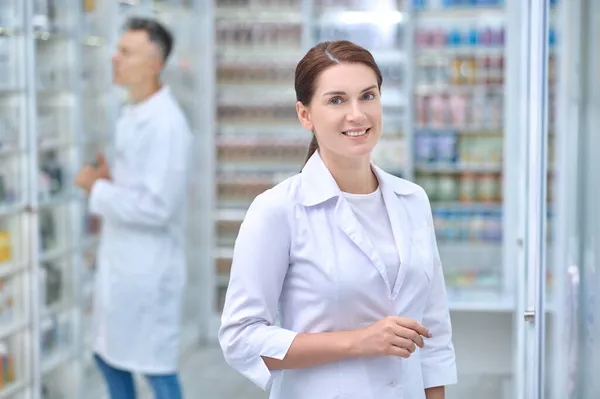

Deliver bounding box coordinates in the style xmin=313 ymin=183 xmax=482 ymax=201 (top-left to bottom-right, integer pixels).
xmin=96 ymin=152 xmax=111 ymax=180
xmin=74 ymin=165 xmax=99 ymax=193
xmin=425 ymin=386 xmax=445 ymax=399
xmin=74 ymin=153 xmax=111 ymax=193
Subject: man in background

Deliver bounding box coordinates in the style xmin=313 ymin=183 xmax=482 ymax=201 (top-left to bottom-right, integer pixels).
xmin=75 ymin=17 xmax=192 ymax=399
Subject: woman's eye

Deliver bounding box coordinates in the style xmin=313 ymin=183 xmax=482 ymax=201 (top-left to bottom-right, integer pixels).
xmin=329 ymin=97 xmax=343 ymax=105
xmin=363 ymin=92 xmax=376 ymax=100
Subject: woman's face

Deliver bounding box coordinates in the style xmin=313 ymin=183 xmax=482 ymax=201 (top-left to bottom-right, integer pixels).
xmin=297 ymin=62 xmax=382 ymax=163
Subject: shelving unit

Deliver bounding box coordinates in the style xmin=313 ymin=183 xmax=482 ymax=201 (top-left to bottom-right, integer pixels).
xmin=206 ymin=0 xmax=509 ymax=326
xmin=210 ymin=0 xmax=308 ymax=332
xmin=76 ymin=1 xmax=118 ymax=398
xmin=1 ymin=1 xmax=38 ymax=398
xmin=201 ymin=1 xmax=558 ymax=398
xmin=146 ymin=0 xmax=207 ymax=354
xmin=3 ymin=0 xmax=206 ymax=397
xmin=412 ymin=1 xmax=507 ymax=310
xmin=0 ymin=0 xmax=568 ymax=397
xmin=31 ymin=0 xmax=113 ymax=397
xmin=312 ymin=0 xmax=409 ymax=177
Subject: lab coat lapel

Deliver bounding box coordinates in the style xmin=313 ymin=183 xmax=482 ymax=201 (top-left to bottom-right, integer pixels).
xmin=299 ymin=152 xmax=393 ymax=293
xmin=334 ymin=197 xmax=393 ymax=294
xmin=380 ymin=185 xmax=411 ymax=299
xmin=371 ymin=165 xmax=420 ymax=300
xmin=117 ymin=87 xmax=169 ymax=154
xmin=299 ymin=153 xmax=420 ymax=296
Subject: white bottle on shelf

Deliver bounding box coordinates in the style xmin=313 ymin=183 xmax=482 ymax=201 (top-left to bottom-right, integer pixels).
xmin=33 ymin=0 xmax=50 ymax=32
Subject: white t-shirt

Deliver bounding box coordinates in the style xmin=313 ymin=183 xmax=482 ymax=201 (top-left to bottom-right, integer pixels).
xmin=343 ymin=186 xmax=400 ymax=288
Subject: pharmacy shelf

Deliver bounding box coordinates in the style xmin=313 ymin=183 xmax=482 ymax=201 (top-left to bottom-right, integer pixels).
xmin=0 ymin=380 xmax=29 ymax=399
xmin=0 ymin=261 xmax=28 ymax=279
xmin=414 ymin=7 xmax=504 ymax=20
xmin=0 ymin=203 xmax=26 ymax=217
xmin=1 ymin=1 xmax=35 ymax=398
xmin=1 ymin=0 xmax=155 ymax=397
xmin=411 ymin=1 xmax=512 ymax=323
xmin=32 ymin=0 xmax=87 ymax=392
xmin=449 ymin=298 xmax=514 ymax=313
xmin=42 ymin=347 xmax=76 ymax=375
xmin=210 ymin=0 xmax=306 ymax=326
xmin=216 ymin=208 xmax=246 ymax=222
xmin=0 ymin=319 xmax=28 ymax=341
xmin=215 ymin=7 xmax=302 ymax=23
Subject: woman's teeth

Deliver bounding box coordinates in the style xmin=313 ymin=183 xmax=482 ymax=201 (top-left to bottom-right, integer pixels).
xmin=343 ymin=129 xmax=369 ymax=137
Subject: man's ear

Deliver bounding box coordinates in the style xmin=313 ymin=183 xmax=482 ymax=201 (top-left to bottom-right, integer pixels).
xmin=296 ymin=101 xmax=313 ymax=131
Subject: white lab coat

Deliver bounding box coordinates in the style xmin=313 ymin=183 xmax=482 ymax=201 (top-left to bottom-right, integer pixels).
xmin=89 ymin=86 xmax=192 ymax=374
xmin=219 ymin=152 xmax=457 ymax=399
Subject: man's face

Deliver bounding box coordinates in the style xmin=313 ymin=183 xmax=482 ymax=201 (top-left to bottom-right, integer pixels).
xmin=111 ymin=30 xmax=162 ymax=87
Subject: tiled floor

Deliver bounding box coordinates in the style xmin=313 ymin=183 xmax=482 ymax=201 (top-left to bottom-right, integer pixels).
xmin=178 ymin=345 xmax=267 ymax=399
xmin=91 ymin=344 xmax=268 ymax=399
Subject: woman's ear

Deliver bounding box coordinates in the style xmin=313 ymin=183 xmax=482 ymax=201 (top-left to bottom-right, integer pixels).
xmin=296 ymin=101 xmax=313 ymax=131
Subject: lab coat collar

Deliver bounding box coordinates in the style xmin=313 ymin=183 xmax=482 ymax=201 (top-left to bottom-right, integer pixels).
xmin=298 ymin=151 xmax=419 ymax=207
xmin=123 ymin=85 xmax=171 ymax=120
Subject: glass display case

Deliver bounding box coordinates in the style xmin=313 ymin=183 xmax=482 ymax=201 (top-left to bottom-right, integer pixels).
xmin=211 ymin=0 xmax=308 ymax=330
xmin=312 ymin=0 xmax=408 ymax=177
xmin=412 ymin=0 xmax=507 ymax=310
xmin=1 ymin=0 xmax=206 ymax=397
xmin=0 ymin=1 xmax=36 ymax=398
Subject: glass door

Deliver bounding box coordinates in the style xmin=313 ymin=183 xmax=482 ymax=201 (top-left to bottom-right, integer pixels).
xmin=515 ymin=1 xmax=552 ymax=398
xmin=549 ymin=0 xmax=600 ymax=398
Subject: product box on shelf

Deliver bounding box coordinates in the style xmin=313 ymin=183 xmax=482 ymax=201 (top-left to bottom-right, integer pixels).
xmin=217 ymin=173 xmax=279 ymax=209
xmin=413 ymin=0 xmax=505 ymax=8
xmin=433 ymin=206 xmax=502 ymax=242
xmin=416 ymin=24 xmax=505 ymax=49
xmin=0 ymin=231 xmax=11 ymax=264
xmin=215 ymin=19 xmax=302 ymax=51
xmin=414 ymin=130 xmax=503 ymax=168
xmin=0 ymin=278 xmax=15 ymax=326
xmin=444 ymin=268 xmax=503 ymax=302
xmin=217 ymin=0 xmax=299 ymax=9
xmin=0 ymin=340 xmax=15 ymax=390
xmin=0 ymin=173 xmax=17 ymax=206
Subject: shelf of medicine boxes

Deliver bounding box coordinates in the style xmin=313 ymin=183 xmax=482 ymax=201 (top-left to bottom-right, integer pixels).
xmin=411 ymin=4 xmax=509 ymax=311
xmin=410 ymin=4 xmax=558 ymax=312
xmin=310 ymin=7 xmax=408 ymax=175
xmin=213 ymin=3 xmax=304 ymax=310
xmin=78 ymin=7 xmax=114 ymax=374
xmin=150 ymin=1 xmax=196 ymax=119
xmin=0 ymin=188 xmax=30 ymax=396
xmin=34 ymin=23 xmax=81 ymax=383
xmin=0 ymin=8 xmax=32 ymax=394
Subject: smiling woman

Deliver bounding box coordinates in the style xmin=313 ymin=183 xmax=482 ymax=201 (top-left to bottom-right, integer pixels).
xmin=219 ymin=40 xmax=457 ymax=399
xmin=295 ymin=41 xmax=384 ymax=171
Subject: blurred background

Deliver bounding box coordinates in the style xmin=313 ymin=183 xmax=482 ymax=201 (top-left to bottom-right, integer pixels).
xmin=0 ymin=0 xmax=598 ymax=398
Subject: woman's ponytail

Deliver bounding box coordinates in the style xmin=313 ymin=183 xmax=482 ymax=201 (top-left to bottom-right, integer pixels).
xmin=303 ymin=135 xmax=319 ymax=167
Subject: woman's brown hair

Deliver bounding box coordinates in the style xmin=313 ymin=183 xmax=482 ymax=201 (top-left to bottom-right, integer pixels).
xmin=295 ymin=40 xmax=383 ymax=166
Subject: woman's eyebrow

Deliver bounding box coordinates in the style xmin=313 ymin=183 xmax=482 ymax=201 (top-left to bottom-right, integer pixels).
xmin=322 ymin=85 xmax=378 ymax=96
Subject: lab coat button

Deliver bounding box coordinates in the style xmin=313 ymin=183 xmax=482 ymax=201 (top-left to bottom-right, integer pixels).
xmin=387 ymin=380 xmax=397 ymax=387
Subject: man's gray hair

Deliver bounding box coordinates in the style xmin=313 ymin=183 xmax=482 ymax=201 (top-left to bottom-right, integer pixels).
xmin=123 ymin=17 xmax=174 ymax=63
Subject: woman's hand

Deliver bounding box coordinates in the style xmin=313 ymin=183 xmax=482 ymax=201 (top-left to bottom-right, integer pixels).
xmin=352 ymin=316 xmax=432 ymax=358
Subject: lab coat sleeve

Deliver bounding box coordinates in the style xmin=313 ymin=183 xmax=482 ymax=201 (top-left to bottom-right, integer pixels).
xmin=419 ymin=190 xmax=458 ymax=389
xmin=88 ymin=119 xmax=190 ymax=228
xmin=218 ymin=190 xmax=298 ymax=391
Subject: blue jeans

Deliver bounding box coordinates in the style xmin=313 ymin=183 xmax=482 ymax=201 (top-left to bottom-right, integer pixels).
xmin=94 ymin=353 xmax=183 ymax=399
